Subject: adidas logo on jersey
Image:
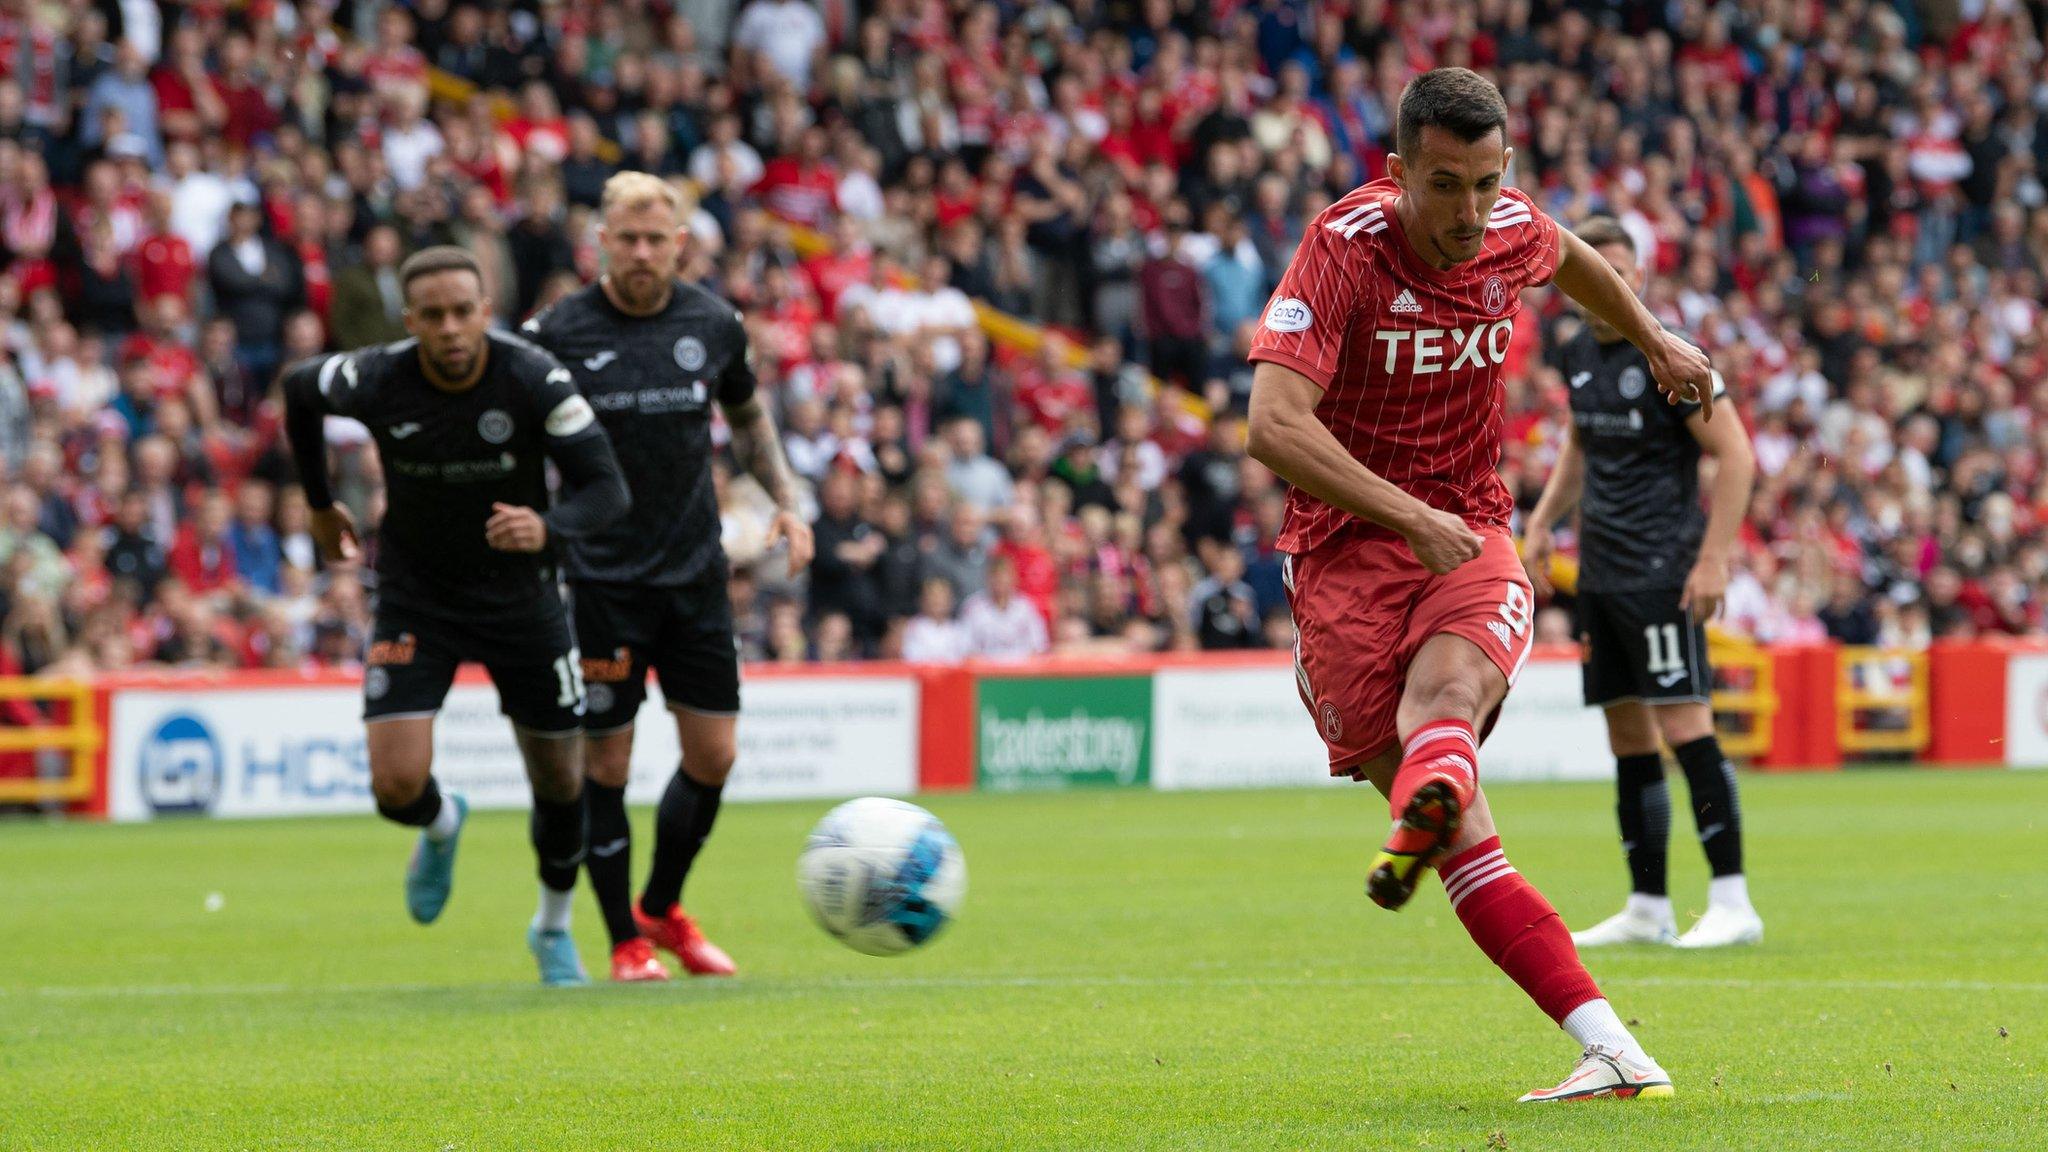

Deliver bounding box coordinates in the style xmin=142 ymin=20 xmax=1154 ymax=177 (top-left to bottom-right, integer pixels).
xmin=1487 ymin=620 xmax=1514 ymax=651
xmin=1390 ymin=289 xmax=1423 ymax=315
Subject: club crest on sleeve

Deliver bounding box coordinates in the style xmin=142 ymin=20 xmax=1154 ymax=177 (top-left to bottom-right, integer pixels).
xmin=674 ymin=336 xmax=708 ymax=372
xmin=1265 ymin=297 xmax=1314 ymax=332
xmin=1483 ymin=275 xmax=1509 ymax=315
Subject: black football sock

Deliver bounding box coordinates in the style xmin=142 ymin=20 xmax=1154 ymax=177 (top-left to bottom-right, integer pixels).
xmin=376 ymin=775 xmax=443 ymax=827
xmin=639 ymin=769 xmax=723 ymax=918
xmin=1674 ymin=736 xmax=1744 ymax=877
xmin=583 ymin=781 xmax=640 ymax=947
xmin=1614 ymin=753 xmax=1670 ymax=897
xmin=531 ymin=791 xmax=587 ymax=893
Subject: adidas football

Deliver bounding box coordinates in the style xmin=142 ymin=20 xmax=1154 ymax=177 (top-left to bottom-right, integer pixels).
xmin=798 ymin=797 xmax=967 ymax=956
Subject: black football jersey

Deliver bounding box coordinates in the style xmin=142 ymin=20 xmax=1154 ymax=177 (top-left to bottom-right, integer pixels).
xmin=1555 ymin=327 xmax=1725 ymax=593
xmin=292 ymin=333 xmax=607 ymax=616
xmin=523 ymin=279 xmax=757 ymax=587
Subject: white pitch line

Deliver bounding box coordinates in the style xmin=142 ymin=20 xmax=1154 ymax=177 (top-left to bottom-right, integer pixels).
xmin=5 ymin=973 xmax=2047 ymax=1000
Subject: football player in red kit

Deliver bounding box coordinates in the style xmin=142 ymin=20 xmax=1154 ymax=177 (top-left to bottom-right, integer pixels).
xmin=1246 ymin=68 xmax=1715 ymax=1102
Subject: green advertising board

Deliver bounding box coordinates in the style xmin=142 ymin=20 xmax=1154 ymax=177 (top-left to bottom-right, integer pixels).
xmin=975 ymin=675 xmax=1152 ymax=791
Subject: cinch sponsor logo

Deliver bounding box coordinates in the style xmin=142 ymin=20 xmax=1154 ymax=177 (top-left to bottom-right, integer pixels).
xmin=139 ymin=713 xmax=222 ymax=814
xmin=979 ymin=709 xmax=1145 ymax=785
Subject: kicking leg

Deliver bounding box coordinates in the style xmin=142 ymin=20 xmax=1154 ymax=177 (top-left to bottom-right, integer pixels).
xmin=1366 ymin=634 xmax=1506 ymax=910
xmin=369 ymin=716 xmax=467 ymax=925
xmin=517 ymin=725 xmax=590 ymax=986
xmin=1573 ymin=703 xmax=1678 ymax=946
xmin=1656 ymin=703 xmax=1762 ymax=948
xmin=636 ymin=706 xmax=738 ymax=976
xmin=1368 ymin=634 xmax=1670 ymax=1099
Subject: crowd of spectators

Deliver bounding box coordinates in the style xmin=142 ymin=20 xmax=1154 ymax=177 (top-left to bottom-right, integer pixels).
xmin=3 ymin=0 xmax=2047 ymax=681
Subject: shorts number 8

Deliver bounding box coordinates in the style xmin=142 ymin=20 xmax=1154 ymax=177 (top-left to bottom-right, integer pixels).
xmin=1498 ymin=582 xmax=1533 ymax=638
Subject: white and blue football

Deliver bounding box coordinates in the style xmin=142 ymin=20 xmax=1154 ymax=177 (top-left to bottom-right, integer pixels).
xmin=798 ymin=797 xmax=967 ymax=956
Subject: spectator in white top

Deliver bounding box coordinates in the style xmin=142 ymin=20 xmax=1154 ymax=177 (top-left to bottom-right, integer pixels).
xmin=961 ymin=555 xmax=1048 ymax=660
xmin=688 ymin=113 xmax=765 ymax=192
xmin=942 ymin=417 xmax=1014 ymax=512
xmin=781 ymin=397 xmax=838 ymax=481
xmin=731 ymin=0 xmax=827 ymax=89
xmin=381 ymin=90 xmax=445 ymax=192
xmin=900 ymin=577 xmax=970 ymax=664
xmin=1097 ymin=404 xmax=1169 ymax=491
xmin=160 ymin=140 xmax=236 ymax=260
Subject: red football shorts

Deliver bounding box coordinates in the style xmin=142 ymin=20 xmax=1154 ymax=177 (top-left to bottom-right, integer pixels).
xmin=1284 ymin=527 xmax=1535 ymax=775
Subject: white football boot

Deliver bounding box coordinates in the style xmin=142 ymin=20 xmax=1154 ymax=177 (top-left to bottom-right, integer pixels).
xmin=1571 ymin=905 xmax=1678 ymax=947
xmin=1518 ymin=1045 xmax=1674 ymax=1103
xmin=1674 ymin=903 xmax=1764 ymax=949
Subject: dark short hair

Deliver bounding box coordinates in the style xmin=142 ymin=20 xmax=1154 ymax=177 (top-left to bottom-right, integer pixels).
xmin=398 ymin=246 xmax=484 ymax=301
xmin=1397 ymin=67 xmax=1509 ymax=158
xmin=1574 ymin=215 xmax=1637 ymax=256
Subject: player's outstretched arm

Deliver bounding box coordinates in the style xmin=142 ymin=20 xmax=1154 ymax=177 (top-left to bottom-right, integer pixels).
xmin=722 ymin=394 xmax=815 ymax=573
xmin=1681 ymin=394 xmax=1756 ymax=619
xmin=1551 ymin=230 xmax=1714 ymax=421
xmin=280 ymin=354 xmax=358 ymax=562
xmin=1520 ymin=423 xmax=1584 ymax=599
xmin=1247 ymin=361 xmax=1482 ymax=575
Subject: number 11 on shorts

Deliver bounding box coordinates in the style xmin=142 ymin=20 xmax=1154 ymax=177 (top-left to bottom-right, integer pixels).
xmin=1644 ymin=625 xmax=1684 ymax=675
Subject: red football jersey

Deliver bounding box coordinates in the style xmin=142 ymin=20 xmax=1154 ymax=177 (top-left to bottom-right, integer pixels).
xmin=1248 ymin=179 xmax=1561 ymax=555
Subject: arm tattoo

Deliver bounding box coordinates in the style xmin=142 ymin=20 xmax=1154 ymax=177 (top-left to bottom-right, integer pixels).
xmin=725 ymin=397 xmax=798 ymax=512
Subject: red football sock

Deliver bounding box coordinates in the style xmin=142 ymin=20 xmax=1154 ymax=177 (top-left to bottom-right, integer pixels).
xmin=1388 ymin=718 xmax=1479 ymax=818
xmin=1439 ymin=836 xmax=1602 ymax=1024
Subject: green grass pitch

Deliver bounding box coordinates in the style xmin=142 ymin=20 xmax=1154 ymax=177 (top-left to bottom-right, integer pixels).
xmin=3 ymin=769 xmax=2043 ymax=1150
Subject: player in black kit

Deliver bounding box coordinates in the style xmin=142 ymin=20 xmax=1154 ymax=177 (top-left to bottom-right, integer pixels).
xmin=1521 ymin=218 xmax=1764 ymax=950
xmin=282 ymin=247 xmax=632 ymax=986
xmin=523 ymin=173 xmax=813 ymax=981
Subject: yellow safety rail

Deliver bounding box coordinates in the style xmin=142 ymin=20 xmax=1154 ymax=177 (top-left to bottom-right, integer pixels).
xmin=1707 ymin=632 xmax=1775 ymax=760
xmin=0 ymin=678 xmax=100 ymax=804
xmin=1836 ymin=646 xmax=1929 ymax=755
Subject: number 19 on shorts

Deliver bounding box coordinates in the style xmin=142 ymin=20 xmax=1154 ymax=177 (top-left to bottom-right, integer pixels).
xmin=553 ymin=648 xmax=585 ymax=709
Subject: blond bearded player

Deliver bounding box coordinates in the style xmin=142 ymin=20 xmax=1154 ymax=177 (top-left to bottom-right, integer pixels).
xmin=1246 ymin=69 xmax=1715 ymax=1101
xmin=524 ymin=173 xmax=814 ymax=982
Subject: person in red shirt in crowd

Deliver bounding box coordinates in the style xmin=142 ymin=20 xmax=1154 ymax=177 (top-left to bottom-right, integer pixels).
xmin=1139 ymin=213 xmax=1210 ymax=388
xmin=213 ymin=32 xmax=282 ymax=151
xmin=289 ymin=192 xmax=334 ymax=323
xmin=803 ymin=213 xmax=873 ymax=320
xmin=992 ymin=504 xmax=1058 ymax=627
xmin=362 ymin=7 xmax=428 ymax=102
xmin=166 ymin=489 xmax=239 ymax=597
xmin=1012 ymin=336 xmax=1092 ymax=436
xmin=931 ymin=157 xmax=980 ymax=230
xmin=150 ymin=23 xmax=227 ymax=145
xmin=504 ymin=80 xmax=571 ymax=165
xmin=120 ymin=295 xmax=204 ymax=404
xmin=753 ymin=125 xmax=840 ymax=229
xmin=132 ymin=191 xmax=197 ymax=306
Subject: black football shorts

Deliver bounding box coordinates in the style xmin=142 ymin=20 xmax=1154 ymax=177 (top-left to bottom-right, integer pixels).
xmin=570 ymin=577 xmax=741 ymax=734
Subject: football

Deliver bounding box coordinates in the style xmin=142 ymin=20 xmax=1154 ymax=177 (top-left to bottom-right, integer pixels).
xmin=797 ymin=797 xmax=967 ymax=956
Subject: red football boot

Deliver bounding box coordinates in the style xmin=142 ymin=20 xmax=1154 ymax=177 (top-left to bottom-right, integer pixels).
xmin=609 ymin=937 xmax=671 ymax=982
xmin=633 ymin=904 xmax=737 ymax=976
